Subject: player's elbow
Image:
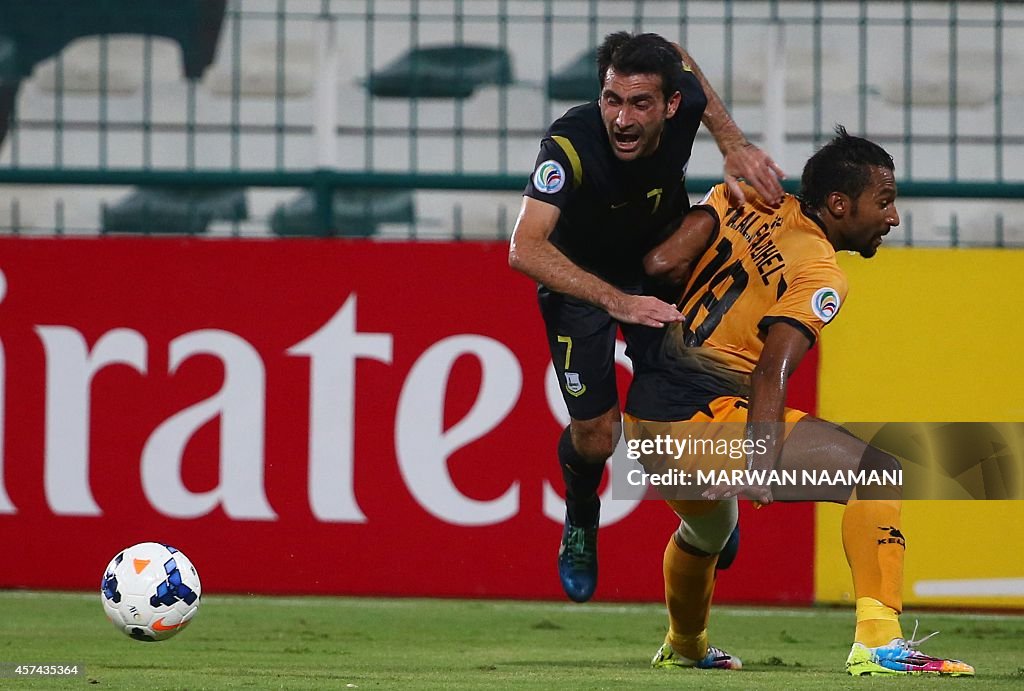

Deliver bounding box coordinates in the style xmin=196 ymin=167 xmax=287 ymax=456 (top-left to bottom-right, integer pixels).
xmin=644 ymin=248 xmax=685 ymax=285
xmin=507 ymin=244 xmax=528 ymax=273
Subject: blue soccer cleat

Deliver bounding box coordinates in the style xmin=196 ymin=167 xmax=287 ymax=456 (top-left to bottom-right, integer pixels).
xmin=558 ymin=513 xmax=598 ymax=602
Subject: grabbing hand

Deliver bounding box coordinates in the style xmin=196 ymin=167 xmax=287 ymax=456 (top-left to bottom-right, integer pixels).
xmin=702 ymin=480 xmax=774 ymax=505
xmin=723 ymin=143 xmax=786 ymax=207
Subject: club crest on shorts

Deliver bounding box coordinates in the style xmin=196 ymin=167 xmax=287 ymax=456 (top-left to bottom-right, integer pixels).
xmin=811 ymin=287 xmax=841 ymax=323
xmin=533 ymin=160 xmax=565 ymax=194
xmin=563 ymin=371 xmax=586 ymax=397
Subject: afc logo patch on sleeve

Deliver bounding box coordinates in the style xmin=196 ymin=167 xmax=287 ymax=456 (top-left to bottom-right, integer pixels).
xmin=533 ymin=160 xmax=566 ymax=194
xmin=811 ymin=287 xmax=841 ymax=323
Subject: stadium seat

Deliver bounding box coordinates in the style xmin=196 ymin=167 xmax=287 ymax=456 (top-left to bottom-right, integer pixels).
xmin=33 ymin=37 xmax=181 ymax=94
xmin=206 ymin=40 xmax=314 ymax=98
xmin=365 ymin=45 xmax=513 ymax=98
xmin=547 ymin=50 xmax=597 ymax=102
xmin=101 ymin=186 xmax=247 ymax=235
xmin=0 ymin=0 xmax=226 ymax=145
xmin=879 ymin=50 xmax=999 ymax=107
xmin=270 ymin=189 xmax=414 ymax=237
xmin=0 ymin=0 xmax=225 ymax=80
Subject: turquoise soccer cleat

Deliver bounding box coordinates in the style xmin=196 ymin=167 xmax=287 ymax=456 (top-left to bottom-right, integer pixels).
xmin=557 ymin=514 xmax=598 ymax=602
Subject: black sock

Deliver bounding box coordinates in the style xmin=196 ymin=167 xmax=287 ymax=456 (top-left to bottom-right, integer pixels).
xmin=558 ymin=425 xmax=604 ymax=526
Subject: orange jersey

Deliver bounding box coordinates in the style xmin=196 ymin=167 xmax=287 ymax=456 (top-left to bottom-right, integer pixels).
xmin=679 ymin=182 xmax=848 ymax=371
xmin=625 ymin=182 xmax=847 ymax=421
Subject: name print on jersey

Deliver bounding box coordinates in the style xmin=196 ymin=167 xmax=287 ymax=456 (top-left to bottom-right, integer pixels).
xmin=722 ymin=206 xmax=787 ymax=286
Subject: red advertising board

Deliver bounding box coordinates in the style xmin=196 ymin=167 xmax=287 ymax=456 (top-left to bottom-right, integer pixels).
xmin=0 ymin=237 xmax=814 ymax=603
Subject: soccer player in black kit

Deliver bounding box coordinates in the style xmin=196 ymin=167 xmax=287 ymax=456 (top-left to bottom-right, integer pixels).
xmin=509 ymin=32 xmax=785 ymax=602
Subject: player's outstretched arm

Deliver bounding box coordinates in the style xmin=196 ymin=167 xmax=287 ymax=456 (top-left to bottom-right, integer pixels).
xmin=744 ymin=322 xmax=813 ymax=502
xmin=671 ymin=43 xmax=785 ymax=206
xmin=509 ymin=196 xmax=683 ymax=327
xmin=703 ymin=321 xmax=812 ymax=504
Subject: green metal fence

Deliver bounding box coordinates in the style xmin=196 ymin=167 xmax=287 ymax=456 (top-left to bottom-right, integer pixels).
xmin=1 ymin=0 xmax=1023 ymax=243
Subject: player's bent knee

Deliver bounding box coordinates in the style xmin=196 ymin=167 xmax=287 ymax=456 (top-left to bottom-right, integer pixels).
xmin=570 ymin=410 xmax=621 ymax=462
xmin=675 ymin=498 xmax=738 ymax=555
xmin=856 ymin=446 xmax=903 ymax=500
xmin=858 ymin=447 xmax=901 ymax=475
xmin=570 ymin=429 xmax=618 ymax=462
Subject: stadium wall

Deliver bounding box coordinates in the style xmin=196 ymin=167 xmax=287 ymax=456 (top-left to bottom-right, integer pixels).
xmin=815 ymin=249 xmax=1024 ymax=609
xmin=0 ymin=237 xmax=815 ymax=604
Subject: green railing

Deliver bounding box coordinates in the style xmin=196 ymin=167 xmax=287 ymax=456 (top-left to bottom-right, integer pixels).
xmin=1 ymin=1 xmax=1023 ymax=242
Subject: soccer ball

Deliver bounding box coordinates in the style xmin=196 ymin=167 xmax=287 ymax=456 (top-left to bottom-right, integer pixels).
xmin=100 ymin=542 xmax=202 ymax=641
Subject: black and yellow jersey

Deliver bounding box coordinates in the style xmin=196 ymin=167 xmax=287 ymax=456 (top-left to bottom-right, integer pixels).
xmin=524 ymin=64 xmax=708 ymax=289
xmin=625 ymin=182 xmax=848 ymax=421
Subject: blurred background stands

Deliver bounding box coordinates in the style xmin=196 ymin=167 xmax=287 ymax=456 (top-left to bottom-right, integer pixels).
xmin=1 ymin=0 xmax=1023 ymax=246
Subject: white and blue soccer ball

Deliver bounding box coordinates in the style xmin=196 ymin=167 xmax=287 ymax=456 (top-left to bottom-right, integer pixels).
xmin=100 ymin=542 xmax=202 ymax=642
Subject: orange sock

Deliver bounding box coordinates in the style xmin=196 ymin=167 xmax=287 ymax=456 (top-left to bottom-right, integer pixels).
xmin=842 ymin=498 xmax=904 ymax=646
xmin=663 ymin=536 xmax=717 ymax=660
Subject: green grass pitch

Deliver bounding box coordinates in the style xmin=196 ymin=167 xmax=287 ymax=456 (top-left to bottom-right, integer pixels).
xmin=1 ymin=591 xmax=1022 ymax=689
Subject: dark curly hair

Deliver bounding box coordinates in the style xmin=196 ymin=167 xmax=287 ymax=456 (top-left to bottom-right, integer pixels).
xmin=800 ymin=125 xmax=895 ymax=209
xmin=596 ymin=31 xmax=681 ymax=102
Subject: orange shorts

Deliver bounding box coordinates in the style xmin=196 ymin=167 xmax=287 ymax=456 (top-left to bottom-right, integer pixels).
xmin=623 ymin=396 xmax=808 ymax=514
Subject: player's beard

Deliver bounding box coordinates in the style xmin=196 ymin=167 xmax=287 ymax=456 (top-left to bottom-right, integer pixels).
xmin=849 ymin=202 xmax=882 ymax=258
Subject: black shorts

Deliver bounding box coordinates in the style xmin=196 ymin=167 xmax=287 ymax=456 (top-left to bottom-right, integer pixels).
xmin=538 ymin=286 xmax=654 ymax=421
